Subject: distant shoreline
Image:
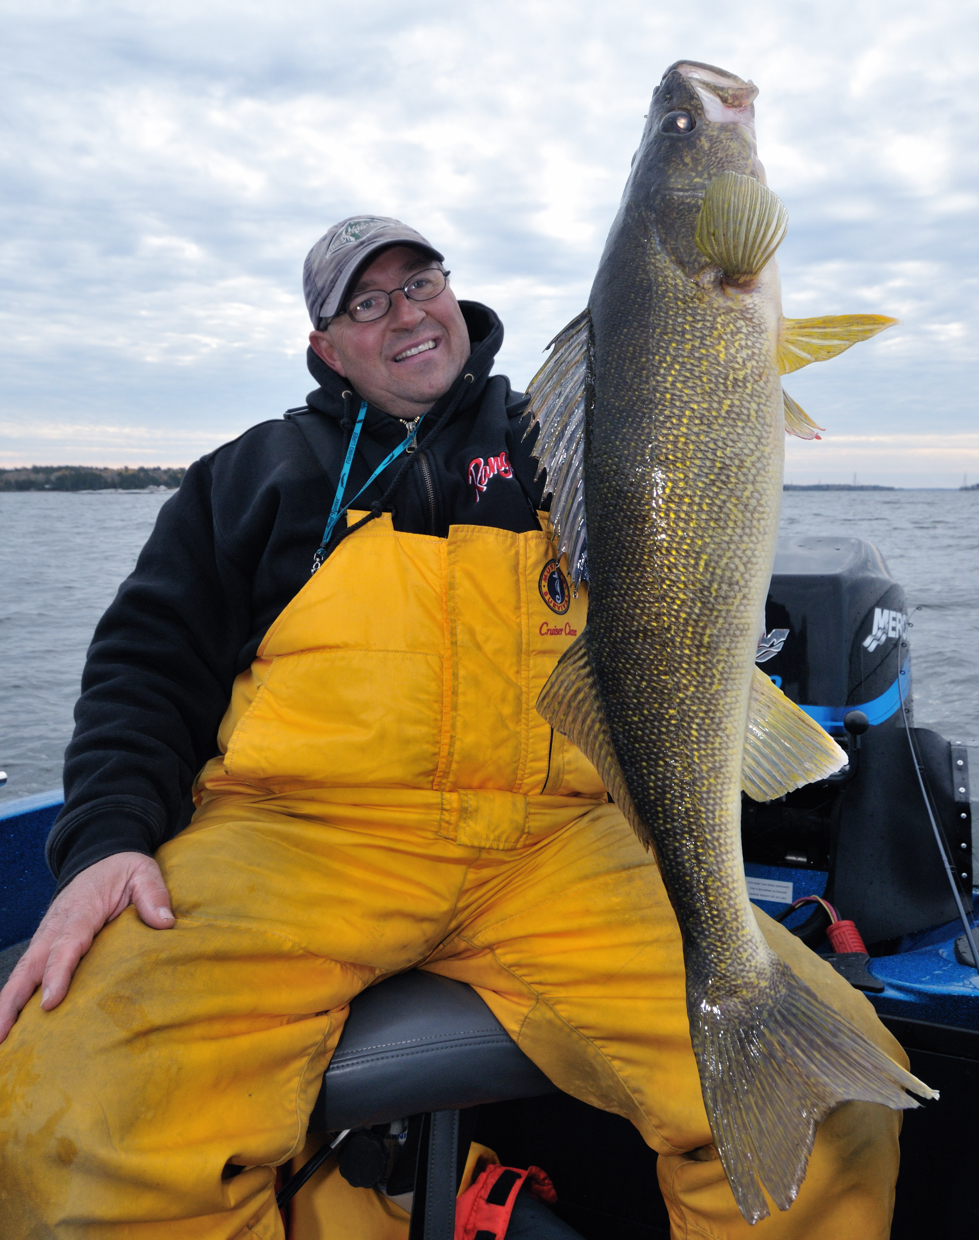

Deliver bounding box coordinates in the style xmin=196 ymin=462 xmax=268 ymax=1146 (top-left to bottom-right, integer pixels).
xmin=784 ymin=483 xmax=979 ymax=492
xmin=782 ymin=483 xmax=896 ymax=492
xmin=0 ymin=465 xmax=186 ymax=493
xmin=2 ymin=467 xmax=976 ymax=495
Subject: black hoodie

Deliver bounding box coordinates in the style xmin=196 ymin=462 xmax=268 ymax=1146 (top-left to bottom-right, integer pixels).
xmin=47 ymin=302 xmax=547 ymax=887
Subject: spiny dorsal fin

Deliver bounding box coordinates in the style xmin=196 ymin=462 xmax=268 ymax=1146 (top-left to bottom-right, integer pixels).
xmin=742 ymin=666 xmax=846 ymax=801
xmin=524 ymin=310 xmax=590 ymax=584
xmin=783 ymin=390 xmax=823 ymax=440
xmin=536 ymin=630 xmax=644 ymax=840
xmin=695 ymin=171 xmax=788 ymax=279
xmin=778 ymin=314 xmax=897 ymax=375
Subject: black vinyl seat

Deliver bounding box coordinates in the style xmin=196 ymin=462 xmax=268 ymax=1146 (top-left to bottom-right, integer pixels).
xmin=297 ymin=970 xmax=559 ymax=1240
xmin=310 ymin=970 xmax=557 ymax=1131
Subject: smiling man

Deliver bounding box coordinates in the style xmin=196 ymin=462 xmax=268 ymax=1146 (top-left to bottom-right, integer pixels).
xmin=0 ymin=216 xmax=906 ymax=1240
xmin=308 ymin=235 xmax=471 ymax=418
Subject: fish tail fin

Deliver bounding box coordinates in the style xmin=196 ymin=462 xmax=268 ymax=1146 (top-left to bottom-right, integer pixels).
xmin=695 ymin=171 xmax=788 ymax=279
xmin=742 ymin=666 xmax=846 ymax=800
xmin=693 ymin=957 xmax=937 ymax=1224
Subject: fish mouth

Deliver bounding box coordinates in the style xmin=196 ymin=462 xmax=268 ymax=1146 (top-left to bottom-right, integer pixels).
xmin=393 ymin=338 xmax=439 ymax=363
xmin=670 ymin=61 xmax=758 ymax=127
xmin=637 ymin=60 xmax=766 ymax=195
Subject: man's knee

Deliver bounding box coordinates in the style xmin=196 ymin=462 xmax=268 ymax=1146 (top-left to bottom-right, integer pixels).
xmin=658 ymin=1099 xmax=900 ymax=1238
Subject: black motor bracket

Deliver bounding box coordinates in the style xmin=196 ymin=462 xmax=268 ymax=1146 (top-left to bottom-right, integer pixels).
xmin=825 ymin=728 xmax=971 ymax=945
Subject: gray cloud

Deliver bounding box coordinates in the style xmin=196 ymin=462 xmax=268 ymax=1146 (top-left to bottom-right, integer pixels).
xmin=1 ymin=0 xmax=976 ymax=481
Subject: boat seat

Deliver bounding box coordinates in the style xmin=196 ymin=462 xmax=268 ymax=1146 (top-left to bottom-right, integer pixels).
xmin=309 ymin=969 xmax=557 ymax=1132
xmin=294 ymin=970 xmax=559 ymax=1240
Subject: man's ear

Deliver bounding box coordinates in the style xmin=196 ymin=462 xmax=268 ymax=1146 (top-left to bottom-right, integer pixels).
xmin=309 ymin=330 xmax=346 ymax=377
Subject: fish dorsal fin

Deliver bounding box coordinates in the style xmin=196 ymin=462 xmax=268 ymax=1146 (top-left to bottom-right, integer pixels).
xmin=524 ymin=309 xmax=591 ymax=584
xmin=778 ymin=314 xmax=897 ymax=375
xmin=537 ymin=630 xmax=645 ymax=840
xmin=695 ymin=171 xmax=788 ymax=279
xmin=742 ymin=667 xmax=847 ymax=801
xmin=783 ymin=390 xmax=823 ymax=440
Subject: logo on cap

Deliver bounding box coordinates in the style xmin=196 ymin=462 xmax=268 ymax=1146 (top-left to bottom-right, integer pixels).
xmin=327 ymin=218 xmax=387 ymax=255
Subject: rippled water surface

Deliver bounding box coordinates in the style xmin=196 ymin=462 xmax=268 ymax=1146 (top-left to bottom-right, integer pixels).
xmin=0 ymin=492 xmax=173 ymax=802
xmin=1 ymin=488 xmax=977 ymax=804
xmin=779 ymin=490 xmax=979 ymax=752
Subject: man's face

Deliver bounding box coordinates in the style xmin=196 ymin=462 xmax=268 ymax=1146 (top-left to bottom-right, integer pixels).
xmin=309 ymin=245 xmax=471 ymax=419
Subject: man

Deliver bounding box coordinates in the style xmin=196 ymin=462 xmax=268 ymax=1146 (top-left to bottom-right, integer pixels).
xmin=0 ymin=216 xmax=907 ymax=1239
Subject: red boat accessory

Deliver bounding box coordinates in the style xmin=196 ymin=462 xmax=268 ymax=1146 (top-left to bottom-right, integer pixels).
xmin=455 ymin=1162 xmax=557 ymax=1240
xmin=783 ymin=894 xmax=870 ymax=954
xmin=826 ymin=919 xmax=869 ymax=954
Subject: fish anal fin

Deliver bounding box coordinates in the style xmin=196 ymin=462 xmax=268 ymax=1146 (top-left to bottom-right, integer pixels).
xmin=525 ymin=310 xmax=590 ymax=584
xmin=783 ymin=389 xmax=823 ymax=440
xmin=537 ymin=631 xmax=645 ymax=841
xmin=742 ymin=667 xmax=846 ymax=800
xmin=695 ymin=171 xmax=788 ymax=280
xmin=778 ymin=314 xmax=898 ymax=375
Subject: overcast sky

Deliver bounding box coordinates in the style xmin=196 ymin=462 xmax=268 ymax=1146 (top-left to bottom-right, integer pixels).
xmin=1 ymin=0 xmax=976 ymax=485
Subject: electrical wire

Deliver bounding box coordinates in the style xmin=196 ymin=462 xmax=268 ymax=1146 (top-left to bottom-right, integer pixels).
xmin=275 ymin=1128 xmax=351 ymax=1209
xmin=897 ymin=636 xmax=979 ymax=980
xmin=783 ymin=895 xmax=840 ymax=924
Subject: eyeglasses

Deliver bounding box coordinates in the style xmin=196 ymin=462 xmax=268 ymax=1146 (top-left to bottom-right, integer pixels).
xmin=324 ymin=268 xmax=451 ymax=328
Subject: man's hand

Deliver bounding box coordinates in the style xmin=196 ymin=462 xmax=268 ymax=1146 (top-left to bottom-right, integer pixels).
xmin=0 ymin=852 xmax=173 ymax=1044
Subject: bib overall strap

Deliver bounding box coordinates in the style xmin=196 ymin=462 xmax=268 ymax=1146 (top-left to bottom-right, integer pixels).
xmin=311 ymin=401 xmax=426 ymax=573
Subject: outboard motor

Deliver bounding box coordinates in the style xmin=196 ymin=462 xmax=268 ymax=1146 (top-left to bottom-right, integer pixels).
xmin=754 ymin=536 xmax=909 ymax=734
xmin=741 ymin=536 xmax=972 ymax=948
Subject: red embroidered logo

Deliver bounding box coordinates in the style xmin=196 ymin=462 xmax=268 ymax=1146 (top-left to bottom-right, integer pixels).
xmin=468 ymin=451 xmax=513 ymax=501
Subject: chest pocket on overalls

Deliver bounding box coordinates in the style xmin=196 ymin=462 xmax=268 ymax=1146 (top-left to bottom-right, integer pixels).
xmin=217 ymin=513 xmax=604 ymax=801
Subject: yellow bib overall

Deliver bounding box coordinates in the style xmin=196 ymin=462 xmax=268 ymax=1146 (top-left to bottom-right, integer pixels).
xmin=0 ymin=516 xmax=906 ymax=1240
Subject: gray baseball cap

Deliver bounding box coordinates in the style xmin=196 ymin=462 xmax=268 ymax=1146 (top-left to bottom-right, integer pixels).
xmin=303 ymin=215 xmax=444 ymax=327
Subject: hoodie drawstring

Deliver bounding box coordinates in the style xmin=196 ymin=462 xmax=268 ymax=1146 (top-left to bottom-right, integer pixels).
xmin=311 ymin=397 xmax=428 ymax=572
xmin=313 ymin=372 xmax=475 ymax=573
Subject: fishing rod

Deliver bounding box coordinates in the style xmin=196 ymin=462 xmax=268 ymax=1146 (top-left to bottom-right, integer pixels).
xmin=897 ymin=628 xmax=979 ymax=981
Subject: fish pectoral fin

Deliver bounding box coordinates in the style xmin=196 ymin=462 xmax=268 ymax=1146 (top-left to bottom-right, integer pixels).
xmin=537 ymin=630 xmax=645 ymax=840
xmin=524 ymin=309 xmax=591 ymax=585
xmin=778 ymin=314 xmax=898 ymax=375
xmin=783 ymin=389 xmax=823 ymax=440
xmin=695 ymin=171 xmax=788 ymax=279
xmin=742 ymin=667 xmax=847 ymax=800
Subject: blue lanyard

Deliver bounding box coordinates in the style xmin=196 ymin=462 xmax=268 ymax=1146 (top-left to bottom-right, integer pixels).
xmin=316 ymin=400 xmax=426 ymax=558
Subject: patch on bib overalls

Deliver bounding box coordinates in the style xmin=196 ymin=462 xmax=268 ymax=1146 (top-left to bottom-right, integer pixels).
xmin=539 ymin=560 xmax=570 ymax=614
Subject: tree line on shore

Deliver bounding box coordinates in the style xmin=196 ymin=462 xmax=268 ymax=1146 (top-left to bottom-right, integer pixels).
xmin=0 ymin=465 xmax=186 ymax=492
xmin=4 ymin=467 xmax=974 ymax=495
xmin=782 ymin=483 xmax=896 ymax=491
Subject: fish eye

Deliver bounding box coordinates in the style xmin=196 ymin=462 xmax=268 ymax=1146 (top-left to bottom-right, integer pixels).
xmin=661 ymin=110 xmax=695 ymax=135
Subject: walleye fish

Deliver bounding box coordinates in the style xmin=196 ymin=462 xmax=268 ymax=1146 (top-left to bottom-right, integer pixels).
xmin=527 ymin=60 xmax=935 ymax=1224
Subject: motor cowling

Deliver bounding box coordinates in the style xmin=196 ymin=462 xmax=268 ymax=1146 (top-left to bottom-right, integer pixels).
xmin=742 ymin=536 xmax=972 ymax=946
xmin=755 ymin=535 xmax=909 ymax=734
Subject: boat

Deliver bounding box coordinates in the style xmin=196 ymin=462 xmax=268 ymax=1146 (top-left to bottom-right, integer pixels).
xmin=1 ymin=533 xmax=976 ymax=1237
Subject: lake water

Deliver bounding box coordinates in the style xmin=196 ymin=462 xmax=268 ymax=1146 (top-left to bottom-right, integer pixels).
xmin=1 ymin=488 xmax=978 ymax=805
